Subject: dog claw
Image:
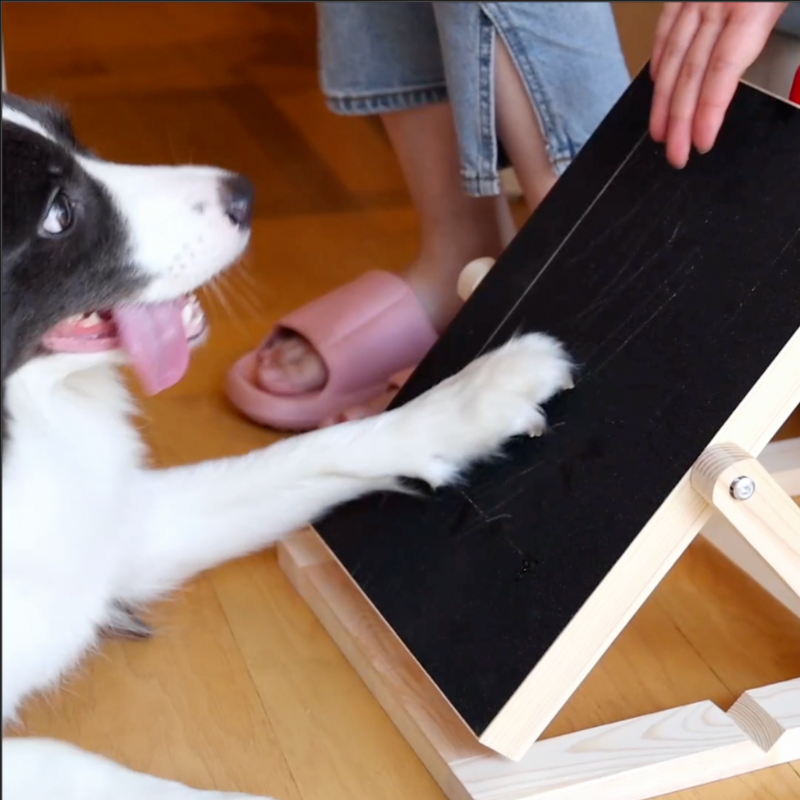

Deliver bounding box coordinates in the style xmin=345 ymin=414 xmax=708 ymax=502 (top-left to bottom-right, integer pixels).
xmin=528 ymin=417 xmax=547 ymax=438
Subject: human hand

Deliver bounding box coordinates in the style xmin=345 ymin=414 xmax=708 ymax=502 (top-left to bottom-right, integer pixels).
xmin=649 ymin=2 xmax=788 ymax=168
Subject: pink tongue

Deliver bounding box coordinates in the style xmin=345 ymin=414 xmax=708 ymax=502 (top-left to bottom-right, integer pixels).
xmin=112 ymin=301 xmax=190 ymax=395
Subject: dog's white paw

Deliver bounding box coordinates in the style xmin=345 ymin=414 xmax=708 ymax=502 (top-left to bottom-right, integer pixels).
xmin=398 ymin=333 xmax=574 ymax=487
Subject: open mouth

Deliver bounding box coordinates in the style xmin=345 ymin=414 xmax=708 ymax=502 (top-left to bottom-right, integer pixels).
xmin=42 ymin=294 xmax=207 ymax=395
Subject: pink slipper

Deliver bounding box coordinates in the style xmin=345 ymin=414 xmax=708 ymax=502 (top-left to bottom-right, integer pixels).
xmin=319 ymin=257 xmax=498 ymax=426
xmin=225 ymin=271 xmax=438 ymax=431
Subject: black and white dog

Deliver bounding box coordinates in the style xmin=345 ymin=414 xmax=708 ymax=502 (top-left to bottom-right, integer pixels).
xmin=1 ymin=92 xmax=573 ymax=799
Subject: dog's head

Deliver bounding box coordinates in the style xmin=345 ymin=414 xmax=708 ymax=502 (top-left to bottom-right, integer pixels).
xmin=1 ymin=93 xmax=254 ymax=404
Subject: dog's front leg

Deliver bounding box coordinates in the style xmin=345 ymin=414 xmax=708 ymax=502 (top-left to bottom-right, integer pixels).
xmin=122 ymin=334 xmax=573 ymax=602
xmin=2 ymin=737 xmax=272 ymax=799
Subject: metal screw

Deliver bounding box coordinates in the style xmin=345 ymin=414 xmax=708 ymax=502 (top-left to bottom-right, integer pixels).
xmin=730 ymin=476 xmax=756 ymax=501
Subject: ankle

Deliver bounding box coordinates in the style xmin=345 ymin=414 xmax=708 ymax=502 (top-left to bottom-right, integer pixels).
xmin=404 ymin=196 xmax=516 ymax=332
xmin=404 ymin=273 xmax=462 ymax=333
xmin=404 ymin=248 xmax=493 ymax=332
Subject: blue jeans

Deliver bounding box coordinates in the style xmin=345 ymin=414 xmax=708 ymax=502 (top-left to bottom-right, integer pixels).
xmin=317 ymin=2 xmax=631 ymax=195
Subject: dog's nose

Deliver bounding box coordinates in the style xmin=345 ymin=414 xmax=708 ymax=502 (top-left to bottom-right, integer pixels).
xmin=220 ymin=174 xmax=255 ymax=228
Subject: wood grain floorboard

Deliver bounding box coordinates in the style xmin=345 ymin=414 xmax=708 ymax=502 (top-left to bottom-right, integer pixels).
xmin=4 ymin=2 xmax=798 ymax=798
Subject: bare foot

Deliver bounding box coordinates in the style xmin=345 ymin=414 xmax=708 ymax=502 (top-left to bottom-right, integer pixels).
xmin=255 ymin=330 xmax=328 ymax=396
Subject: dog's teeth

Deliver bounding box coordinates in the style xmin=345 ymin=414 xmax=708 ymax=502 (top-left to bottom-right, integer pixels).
xmin=182 ymin=304 xmax=193 ymax=325
xmin=79 ymin=313 xmax=103 ymax=327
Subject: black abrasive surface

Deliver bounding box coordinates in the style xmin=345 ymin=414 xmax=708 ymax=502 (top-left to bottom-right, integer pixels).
xmin=316 ymin=69 xmax=800 ymax=735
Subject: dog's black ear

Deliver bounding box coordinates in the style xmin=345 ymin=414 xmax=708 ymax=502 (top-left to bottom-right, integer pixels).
xmin=2 ymin=92 xmax=80 ymax=149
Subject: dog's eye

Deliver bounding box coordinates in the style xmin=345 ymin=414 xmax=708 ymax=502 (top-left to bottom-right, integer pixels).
xmin=40 ymin=192 xmax=73 ymax=236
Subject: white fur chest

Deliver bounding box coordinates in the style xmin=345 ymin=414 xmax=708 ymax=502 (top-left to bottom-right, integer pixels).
xmin=3 ymin=361 xmax=146 ymax=570
xmin=2 ymin=360 xmax=147 ymax=719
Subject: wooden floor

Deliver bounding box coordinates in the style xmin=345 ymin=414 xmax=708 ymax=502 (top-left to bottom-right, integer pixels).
xmin=4 ymin=3 xmax=799 ymax=799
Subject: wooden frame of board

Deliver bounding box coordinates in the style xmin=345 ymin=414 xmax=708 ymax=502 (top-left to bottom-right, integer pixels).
xmin=277 ymin=430 xmax=800 ymax=800
xmin=278 ymin=69 xmax=800 ymax=799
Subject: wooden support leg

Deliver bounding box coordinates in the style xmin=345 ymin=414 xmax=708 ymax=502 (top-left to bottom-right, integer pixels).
xmin=691 ymin=443 xmax=800 ymax=596
xmin=700 ymin=437 xmax=800 ymax=617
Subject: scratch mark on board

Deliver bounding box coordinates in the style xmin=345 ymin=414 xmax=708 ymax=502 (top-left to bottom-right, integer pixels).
xmin=454 ymin=491 xmax=538 ymax=580
xmin=587 ymin=285 xmax=682 ymax=378
xmin=567 ymin=202 xmax=685 ymax=334
xmin=476 ymin=131 xmax=651 ymax=357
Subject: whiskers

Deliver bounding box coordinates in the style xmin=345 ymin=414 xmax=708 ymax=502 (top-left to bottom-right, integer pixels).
xmin=200 ymin=257 xmax=265 ymax=333
xmin=164 ymin=126 xmax=195 ymax=168
xmin=160 ymin=126 xmax=263 ymax=328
